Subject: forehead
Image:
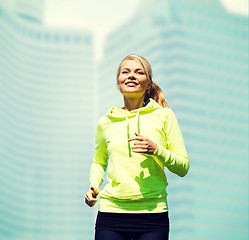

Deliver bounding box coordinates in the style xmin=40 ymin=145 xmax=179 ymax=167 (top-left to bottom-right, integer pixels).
xmin=120 ymin=59 xmax=144 ymax=69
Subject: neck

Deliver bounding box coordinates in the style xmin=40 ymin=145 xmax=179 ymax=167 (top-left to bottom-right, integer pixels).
xmin=123 ymin=96 xmax=144 ymax=111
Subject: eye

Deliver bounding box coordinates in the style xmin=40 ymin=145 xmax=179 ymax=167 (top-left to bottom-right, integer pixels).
xmin=138 ymin=71 xmax=145 ymax=75
xmin=121 ymin=70 xmax=129 ymax=74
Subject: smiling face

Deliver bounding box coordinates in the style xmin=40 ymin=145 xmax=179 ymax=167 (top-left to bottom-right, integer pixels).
xmin=117 ymin=59 xmax=151 ymax=98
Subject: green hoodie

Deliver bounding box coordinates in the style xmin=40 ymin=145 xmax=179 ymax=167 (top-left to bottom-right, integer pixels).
xmin=89 ymin=98 xmax=189 ymax=213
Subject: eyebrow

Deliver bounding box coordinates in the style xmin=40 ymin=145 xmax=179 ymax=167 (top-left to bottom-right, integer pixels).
xmin=121 ymin=67 xmax=144 ymax=71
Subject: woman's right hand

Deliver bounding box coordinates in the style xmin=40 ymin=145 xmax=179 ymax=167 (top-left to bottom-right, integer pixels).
xmin=85 ymin=186 xmax=99 ymax=207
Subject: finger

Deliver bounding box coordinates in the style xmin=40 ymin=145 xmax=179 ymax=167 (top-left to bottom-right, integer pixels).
xmin=85 ymin=196 xmax=98 ymax=207
xmin=133 ymin=141 xmax=148 ymax=146
xmin=90 ymin=189 xmax=97 ymax=198
xmin=90 ymin=186 xmax=99 ymax=197
xmin=128 ymin=137 xmax=138 ymax=142
xmin=132 ymin=148 xmax=154 ymax=154
xmin=85 ymin=194 xmax=89 ymax=201
xmin=134 ymin=133 xmax=146 ymax=140
xmin=134 ymin=132 xmax=148 ymax=138
xmin=132 ymin=144 xmax=148 ymax=149
xmin=90 ymin=202 xmax=96 ymax=207
xmin=86 ymin=196 xmax=98 ymax=203
xmin=86 ymin=194 xmax=98 ymax=202
xmin=128 ymin=135 xmax=146 ymax=142
xmin=85 ymin=191 xmax=98 ymax=201
xmin=132 ymin=148 xmax=150 ymax=153
xmin=85 ymin=199 xmax=96 ymax=207
xmin=132 ymin=145 xmax=154 ymax=151
xmin=85 ymin=196 xmax=91 ymax=206
xmin=131 ymin=144 xmax=155 ymax=153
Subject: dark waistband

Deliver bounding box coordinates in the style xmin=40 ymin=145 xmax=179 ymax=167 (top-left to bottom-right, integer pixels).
xmin=95 ymin=211 xmax=170 ymax=232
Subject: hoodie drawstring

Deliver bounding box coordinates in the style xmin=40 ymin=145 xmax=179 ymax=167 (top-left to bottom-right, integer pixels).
xmin=126 ymin=115 xmax=132 ymax=157
xmin=136 ymin=111 xmax=140 ymax=135
xmin=126 ymin=111 xmax=140 ymax=158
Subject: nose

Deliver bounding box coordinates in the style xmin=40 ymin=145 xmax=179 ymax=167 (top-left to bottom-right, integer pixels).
xmin=128 ymin=71 xmax=135 ymax=79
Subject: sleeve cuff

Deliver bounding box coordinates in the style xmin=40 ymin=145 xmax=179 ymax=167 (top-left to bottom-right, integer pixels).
xmin=153 ymin=144 xmax=170 ymax=166
xmin=89 ymin=179 xmax=100 ymax=193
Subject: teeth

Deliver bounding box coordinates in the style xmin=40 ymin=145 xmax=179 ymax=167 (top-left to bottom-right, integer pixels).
xmin=126 ymin=82 xmax=137 ymax=85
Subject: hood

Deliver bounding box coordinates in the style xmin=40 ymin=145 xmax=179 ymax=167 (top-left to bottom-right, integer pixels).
xmin=106 ymin=98 xmax=161 ymax=121
xmin=106 ymin=98 xmax=162 ymax=158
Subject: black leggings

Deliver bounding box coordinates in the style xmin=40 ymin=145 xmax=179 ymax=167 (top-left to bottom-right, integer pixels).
xmin=95 ymin=229 xmax=168 ymax=240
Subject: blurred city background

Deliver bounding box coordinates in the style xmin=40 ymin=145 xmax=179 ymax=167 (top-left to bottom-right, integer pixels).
xmin=0 ymin=0 xmax=248 ymax=239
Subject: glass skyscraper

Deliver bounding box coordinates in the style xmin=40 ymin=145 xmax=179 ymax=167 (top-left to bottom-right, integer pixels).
xmin=97 ymin=0 xmax=248 ymax=239
xmin=0 ymin=1 xmax=95 ymax=239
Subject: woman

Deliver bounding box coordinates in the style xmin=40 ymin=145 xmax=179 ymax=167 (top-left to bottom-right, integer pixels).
xmin=85 ymin=54 xmax=189 ymax=240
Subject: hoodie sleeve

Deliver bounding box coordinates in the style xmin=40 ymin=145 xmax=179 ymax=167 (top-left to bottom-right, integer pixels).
xmin=89 ymin=117 xmax=109 ymax=191
xmin=153 ymin=108 xmax=189 ymax=177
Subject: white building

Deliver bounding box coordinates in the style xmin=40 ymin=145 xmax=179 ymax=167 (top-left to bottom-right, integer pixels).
xmin=97 ymin=0 xmax=248 ymax=239
xmin=0 ymin=1 xmax=95 ymax=239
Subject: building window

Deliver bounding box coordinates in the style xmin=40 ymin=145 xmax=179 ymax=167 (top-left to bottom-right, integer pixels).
xmin=44 ymin=32 xmax=51 ymax=42
xmin=64 ymin=35 xmax=71 ymax=43
xmin=54 ymin=34 xmax=61 ymax=43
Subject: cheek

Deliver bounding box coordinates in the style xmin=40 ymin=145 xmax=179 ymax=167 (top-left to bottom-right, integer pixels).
xmin=117 ymin=78 xmax=123 ymax=91
xmin=117 ymin=75 xmax=123 ymax=84
xmin=117 ymin=80 xmax=121 ymax=89
xmin=117 ymin=75 xmax=127 ymax=88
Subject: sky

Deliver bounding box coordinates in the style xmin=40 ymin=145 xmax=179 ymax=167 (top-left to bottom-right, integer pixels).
xmin=44 ymin=0 xmax=142 ymax=59
xmin=44 ymin=0 xmax=248 ymax=59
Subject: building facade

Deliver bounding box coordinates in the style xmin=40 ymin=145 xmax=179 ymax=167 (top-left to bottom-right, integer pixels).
xmin=0 ymin=1 xmax=95 ymax=239
xmin=97 ymin=0 xmax=248 ymax=239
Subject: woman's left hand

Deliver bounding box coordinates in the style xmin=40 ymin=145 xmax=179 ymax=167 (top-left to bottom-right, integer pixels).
xmin=128 ymin=132 xmax=157 ymax=155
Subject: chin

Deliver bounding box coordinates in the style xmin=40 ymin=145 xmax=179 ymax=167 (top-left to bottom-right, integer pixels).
xmin=121 ymin=91 xmax=145 ymax=97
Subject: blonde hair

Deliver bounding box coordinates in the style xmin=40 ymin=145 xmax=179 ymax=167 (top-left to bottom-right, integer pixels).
xmin=117 ymin=54 xmax=169 ymax=108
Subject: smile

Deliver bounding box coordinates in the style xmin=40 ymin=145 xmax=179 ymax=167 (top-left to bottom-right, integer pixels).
xmin=125 ymin=81 xmax=138 ymax=87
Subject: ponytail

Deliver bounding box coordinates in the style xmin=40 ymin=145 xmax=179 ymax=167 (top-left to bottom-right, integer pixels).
xmin=144 ymin=81 xmax=169 ymax=108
